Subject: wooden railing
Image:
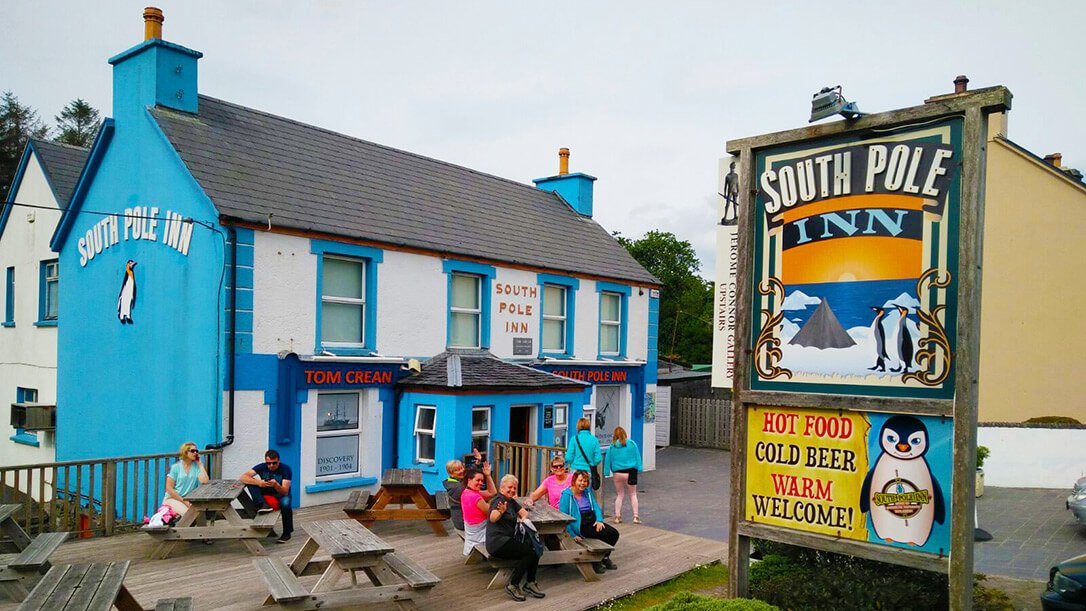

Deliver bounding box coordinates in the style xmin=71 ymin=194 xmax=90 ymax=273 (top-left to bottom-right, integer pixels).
xmin=0 ymin=450 xmax=222 ymax=538
xmin=491 ymin=441 xmax=565 ymax=497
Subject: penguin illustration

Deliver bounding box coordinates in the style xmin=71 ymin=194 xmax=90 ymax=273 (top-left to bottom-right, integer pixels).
xmin=117 ymin=260 xmax=137 ymax=324
xmin=890 ymin=305 xmax=915 ymax=373
xmin=867 ymin=307 xmax=888 ymax=372
xmin=859 ymin=415 xmax=945 ymax=546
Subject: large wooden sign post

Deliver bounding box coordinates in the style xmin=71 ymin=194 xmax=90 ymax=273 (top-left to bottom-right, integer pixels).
xmin=724 ymin=86 xmax=1011 ymax=610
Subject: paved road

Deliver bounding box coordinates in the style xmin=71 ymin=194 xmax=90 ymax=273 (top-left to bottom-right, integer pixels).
xmin=630 ymin=445 xmax=1086 ymax=580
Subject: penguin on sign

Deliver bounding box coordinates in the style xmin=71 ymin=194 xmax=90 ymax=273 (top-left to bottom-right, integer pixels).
xmin=860 ymin=415 xmax=944 ymax=546
xmin=117 ymin=260 xmax=137 ymax=324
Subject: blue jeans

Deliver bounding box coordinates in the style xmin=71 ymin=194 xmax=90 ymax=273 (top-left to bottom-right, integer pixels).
xmin=246 ymin=484 xmax=293 ymax=535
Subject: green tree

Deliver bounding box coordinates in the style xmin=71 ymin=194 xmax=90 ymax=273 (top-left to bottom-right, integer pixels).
xmin=54 ymin=98 xmax=100 ymax=147
xmin=0 ymin=91 xmax=49 ymax=198
xmin=616 ymin=230 xmax=713 ymax=366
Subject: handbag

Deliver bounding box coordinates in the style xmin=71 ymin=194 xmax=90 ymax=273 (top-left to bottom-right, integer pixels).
xmin=515 ymin=520 xmax=545 ymax=557
xmin=575 ymin=436 xmax=601 ymax=491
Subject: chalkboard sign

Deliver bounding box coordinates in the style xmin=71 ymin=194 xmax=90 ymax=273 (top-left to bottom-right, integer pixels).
xmin=543 ymin=405 xmax=554 ymax=429
xmin=513 ymin=337 xmax=533 ymax=356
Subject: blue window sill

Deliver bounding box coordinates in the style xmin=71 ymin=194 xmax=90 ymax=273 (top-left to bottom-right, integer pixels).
xmin=34 ymin=320 xmax=58 ymax=327
xmin=1 ymin=322 xmax=13 ymax=328
xmin=319 ymin=346 xmax=375 ymax=356
xmin=413 ymin=463 xmax=438 ymax=474
xmin=541 ymin=352 xmax=575 ymax=360
xmin=10 ymin=432 xmax=40 ymax=447
xmin=597 ymin=354 xmax=626 ymax=361
xmin=304 ymin=475 xmax=378 ymax=494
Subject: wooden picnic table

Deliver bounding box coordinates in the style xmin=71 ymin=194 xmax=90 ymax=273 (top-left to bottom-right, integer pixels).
xmin=144 ymin=479 xmax=279 ymax=559
xmin=0 ymin=504 xmax=69 ymax=602
xmin=16 ymin=561 xmax=142 ymax=611
xmin=343 ymin=469 xmax=450 ymax=537
xmin=465 ymin=497 xmax=613 ymax=589
xmin=254 ymin=519 xmax=439 ymax=610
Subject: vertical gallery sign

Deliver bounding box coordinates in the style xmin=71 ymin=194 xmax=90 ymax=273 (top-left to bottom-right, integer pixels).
xmin=713 ymin=156 xmax=740 ymax=388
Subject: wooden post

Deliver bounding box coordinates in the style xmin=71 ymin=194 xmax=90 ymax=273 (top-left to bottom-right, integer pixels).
xmin=102 ymin=461 xmax=116 ymax=536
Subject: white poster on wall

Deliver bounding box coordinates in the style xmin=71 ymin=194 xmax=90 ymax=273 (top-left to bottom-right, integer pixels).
xmin=712 ymin=155 xmax=740 ymax=388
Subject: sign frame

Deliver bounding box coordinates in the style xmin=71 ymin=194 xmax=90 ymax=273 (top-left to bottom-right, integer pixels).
xmin=724 ymin=86 xmax=1011 ymax=610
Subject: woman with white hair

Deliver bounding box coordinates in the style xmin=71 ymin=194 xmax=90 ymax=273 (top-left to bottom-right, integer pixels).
xmin=487 ymin=474 xmax=545 ymax=601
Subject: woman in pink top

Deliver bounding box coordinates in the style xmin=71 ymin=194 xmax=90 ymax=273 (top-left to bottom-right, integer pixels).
xmin=460 ymin=469 xmax=494 ymax=555
xmin=527 ymin=457 xmax=571 ymax=509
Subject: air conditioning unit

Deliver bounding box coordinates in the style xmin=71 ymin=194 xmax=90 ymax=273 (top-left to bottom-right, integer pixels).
xmin=10 ymin=403 xmax=56 ymax=431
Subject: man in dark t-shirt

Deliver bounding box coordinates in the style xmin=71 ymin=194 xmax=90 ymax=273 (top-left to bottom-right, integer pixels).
xmin=240 ymin=448 xmax=293 ymax=543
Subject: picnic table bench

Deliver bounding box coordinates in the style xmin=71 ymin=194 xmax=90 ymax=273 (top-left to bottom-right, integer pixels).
xmin=343 ymin=469 xmax=450 ymax=537
xmin=254 ymin=518 xmax=439 ymax=609
xmin=0 ymin=504 xmax=68 ymax=602
xmin=464 ymin=498 xmax=613 ymax=589
xmin=15 ymin=561 xmax=143 ymax=611
xmin=143 ymin=479 xmax=279 ymax=559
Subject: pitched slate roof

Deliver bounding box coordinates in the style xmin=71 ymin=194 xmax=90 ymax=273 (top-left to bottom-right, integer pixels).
xmin=30 ymin=139 xmax=90 ymax=208
xmin=150 ymin=96 xmax=658 ymax=285
xmin=398 ymin=349 xmax=589 ymax=392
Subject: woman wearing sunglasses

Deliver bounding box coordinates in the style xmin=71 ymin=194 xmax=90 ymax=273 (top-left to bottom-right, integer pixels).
xmin=163 ymin=441 xmax=209 ymax=514
xmin=526 ymin=457 xmax=572 ymax=510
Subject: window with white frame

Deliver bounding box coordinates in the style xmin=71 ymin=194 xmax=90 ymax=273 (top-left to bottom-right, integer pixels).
xmin=542 ymin=285 xmax=567 ymax=352
xmin=471 ymin=407 xmax=491 ymax=460
xmin=42 ymin=260 xmax=58 ymax=321
xmin=581 ymin=405 xmax=596 ymax=436
xmin=321 ymin=255 xmax=366 ymax=346
xmin=414 ymin=405 xmax=437 ymax=463
xmin=315 ymin=393 xmax=361 ymax=479
xmin=449 ymin=273 xmax=481 ymax=348
xmin=552 ymin=404 xmax=568 ymax=448
xmin=599 ymin=292 xmax=622 ymax=355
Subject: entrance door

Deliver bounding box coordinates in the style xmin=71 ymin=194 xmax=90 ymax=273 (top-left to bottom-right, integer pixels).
xmin=509 ymin=405 xmax=534 ymax=444
xmin=508 ymin=405 xmax=536 ymax=494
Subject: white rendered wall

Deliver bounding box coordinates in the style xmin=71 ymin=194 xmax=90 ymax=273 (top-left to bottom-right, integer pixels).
xmin=250 ymin=230 xmax=652 ymax=363
xmin=0 ymin=153 xmax=60 ymax=467
xmin=252 ymin=232 xmax=316 ymax=355
xmin=221 ymin=390 xmax=270 ymax=480
xmin=978 ymin=426 xmax=1086 ymax=488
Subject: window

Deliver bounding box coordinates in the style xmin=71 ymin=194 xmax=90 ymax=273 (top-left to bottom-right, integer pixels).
xmin=552 ymin=404 xmax=568 ymax=448
xmin=315 ymin=393 xmax=360 ymax=479
xmin=3 ymin=267 xmax=13 ymax=326
xmin=443 ymin=260 xmax=495 ymax=349
xmin=582 ymin=405 xmax=596 ymax=436
xmin=599 ymin=293 xmax=621 ymax=355
xmin=311 ymin=240 xmax=383 ymax=355
xmin=471 ymin=407 xmax=491 ymax=459
xmin=40 ymin=260 xmax=58 ymax=321
xmin=542 ymin=285 xmax=566 ymax=352
xmin=414 ymin=405 xmax=437 ymax=463
xmin=596 ymin=282 xmax=630 ymax=358
xmin=321 ymin=256 xmax=365 ymax=346
xmin=449 ymin=273 xmax=481 ymax=348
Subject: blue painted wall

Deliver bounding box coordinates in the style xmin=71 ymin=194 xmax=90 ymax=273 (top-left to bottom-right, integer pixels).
xmin=398 ymin=389 xmax=589 ymax=491
xmin=52 ymin=41 xmax=223 ymax=461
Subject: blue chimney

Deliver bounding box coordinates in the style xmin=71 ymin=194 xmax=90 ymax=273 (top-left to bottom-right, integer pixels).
xmin=108 ymin=7 xmax=202 ymax=121
xmin=534 ymin=148 xmax=596 ymax=218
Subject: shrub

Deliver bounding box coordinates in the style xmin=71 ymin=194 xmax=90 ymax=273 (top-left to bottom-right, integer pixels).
xmin=647 ymin=591 xmax=778 ymax=611
xmin=749 ymin=541 xmax=1012 ymax=611
xmin=1025 ymin=415 xmax=1082 ymax=425
xmin=976 ymin=445 xmax=990 ymax=469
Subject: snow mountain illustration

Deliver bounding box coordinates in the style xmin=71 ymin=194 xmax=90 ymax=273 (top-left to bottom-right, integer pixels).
xmin=788 ymin=298 xmax=856 ymax=349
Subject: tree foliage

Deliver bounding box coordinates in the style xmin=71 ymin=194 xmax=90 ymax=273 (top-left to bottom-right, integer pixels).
xmin=55 ymin=98 xmax=100 ymax=147
xmin=0 ymin=91 xmax=49 ymax=198
xmin=616 ymin=230 xmax=713 ymax=366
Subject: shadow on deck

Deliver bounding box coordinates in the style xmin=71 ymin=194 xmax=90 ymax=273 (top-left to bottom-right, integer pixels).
xmin=0 ymin=502 xmax=727 ymax=610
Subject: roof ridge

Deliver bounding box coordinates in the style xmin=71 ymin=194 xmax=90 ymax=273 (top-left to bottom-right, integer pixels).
xmin=196 ymin=95 xmax=562 ymax=200
xmin=31 ymin=138 xmax=90 ymax=152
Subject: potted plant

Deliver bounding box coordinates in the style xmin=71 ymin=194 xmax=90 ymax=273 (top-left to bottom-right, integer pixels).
xmin=975 ymin=445 xmax=990 ymax=497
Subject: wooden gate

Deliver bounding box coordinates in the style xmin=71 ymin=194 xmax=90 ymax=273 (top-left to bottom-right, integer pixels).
xmin=674 ymin=398 xmax=730 ymax=449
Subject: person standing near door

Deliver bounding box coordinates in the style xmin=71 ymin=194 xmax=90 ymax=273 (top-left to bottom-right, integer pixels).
xmin=565 ymin=418 xmax=602 ymax=502
xmin=603 ymin=426 xmax=642 ymax=524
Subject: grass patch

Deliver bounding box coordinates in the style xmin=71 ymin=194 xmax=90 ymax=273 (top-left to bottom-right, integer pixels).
xmin=597 ymin=562 xmax=729 ymax=610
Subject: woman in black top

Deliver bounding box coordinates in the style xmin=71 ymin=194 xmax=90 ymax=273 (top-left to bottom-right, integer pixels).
xmin=487 ymin=474 xmax=545 ymax=601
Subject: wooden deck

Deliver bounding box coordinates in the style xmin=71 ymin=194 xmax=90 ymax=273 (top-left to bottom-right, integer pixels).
xmin=0 ymin=502 xmax=727 ymax=610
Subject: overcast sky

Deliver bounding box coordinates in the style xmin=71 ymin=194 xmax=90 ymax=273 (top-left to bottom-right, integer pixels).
xmin=4 ymin=1 xmax=1084 ymax=278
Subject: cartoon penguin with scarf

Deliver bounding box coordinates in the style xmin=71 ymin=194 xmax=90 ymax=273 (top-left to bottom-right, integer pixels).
xmin=860 ymin=415 xmax=944 ymax=546
xmin=117 ymin=260 xmax=137 ymax=324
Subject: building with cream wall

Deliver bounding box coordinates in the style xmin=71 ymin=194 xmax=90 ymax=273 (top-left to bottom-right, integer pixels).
xmin=0 ymin=140 xmax=88 ymax=469
xmin=45 ymin=10 xmax=659 ymax=510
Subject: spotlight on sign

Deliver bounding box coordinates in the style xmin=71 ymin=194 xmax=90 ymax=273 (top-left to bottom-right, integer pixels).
xmin=809 ymin=85 xmax=865 ymax=123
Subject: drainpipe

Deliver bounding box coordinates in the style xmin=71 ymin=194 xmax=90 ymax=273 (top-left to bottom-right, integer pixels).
xmin=207 ymin=225 xmax=238 ymax=452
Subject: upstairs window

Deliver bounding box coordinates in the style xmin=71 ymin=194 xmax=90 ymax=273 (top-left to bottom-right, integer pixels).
xmin=599 ymin=292 xmax=621 ymax=355
xmin=321 ymin=256 xmax=365 ymax=346
xmin=542 ymin=285 xmax=567 ymax=352
xmin=40 ymin=260 xmax=59 ymax=322
xmin=3 ymin=267 xmax=13 ymax=326
xmin=449 ymin=273 xmax=481 ymax=348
